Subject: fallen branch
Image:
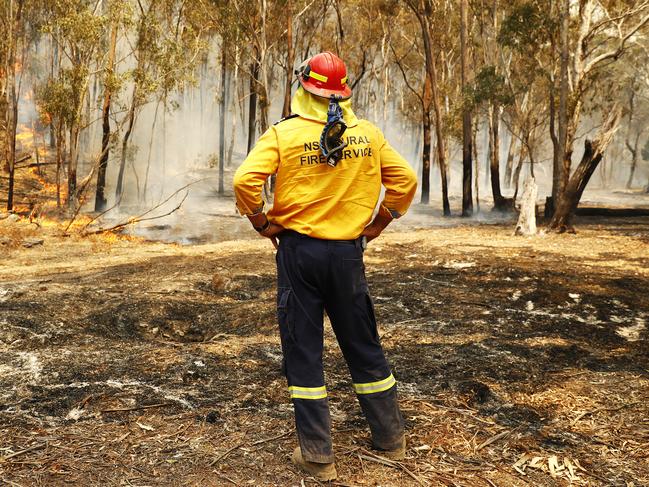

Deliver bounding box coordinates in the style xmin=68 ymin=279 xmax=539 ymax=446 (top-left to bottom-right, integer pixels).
xmin=82 ymin=177 xmax=208 ymax=236
xmin=476 ymin=430 xmax=510 ymax=451
xmin=84 ymin=191 xmax=188 ymax=236
xmin=250 ymin=429 xmax=294 ymax=446
xmin=213 ymin=472 xmax=239 ymax=485
xmin=100 ymin=402 xmax=171 ymax=413
xmin=570 ymin=401 xmax=640 ymax=426
xmin=15 ymin=161 xmax=58 ymax=170
xmin=2 ymin=479 xmax=25 ymax=487
xmin=208 ymin=429 xmax=293 ymax=467
xmin=1 ymin=443 xmax=47 ymax=462
xmin=480 ymin=477 xmax=498 ymax=487
xmin=208 ymin=442 xmax=243 ymax=467
xmin=358 ymin=450 xmax=426 ymax=486
xmin=417 ymin=400 xmax=495 ymax=425
xmin=14 ymin=154 xmax=32 ymax=165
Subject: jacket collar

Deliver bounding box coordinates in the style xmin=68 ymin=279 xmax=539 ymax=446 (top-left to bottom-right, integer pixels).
xmin=290 ymin=87 xmax=359 ymax=128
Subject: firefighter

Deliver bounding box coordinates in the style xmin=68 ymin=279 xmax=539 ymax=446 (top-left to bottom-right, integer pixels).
xmin=233 ymin=51 xmax=417 ymax=481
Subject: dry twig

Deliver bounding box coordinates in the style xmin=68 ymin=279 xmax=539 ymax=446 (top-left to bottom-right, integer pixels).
xmin=358 ymin=449 xmax=427 ymax=486
xmin=1 ymin=443 xmax=47 ymax=461
xmin=100 ymin=402 xmax=171 ymax=413
xmin=476 ymin=430 xmax=510 ymax=451
xmin=208 ymin=429 xmax=293 ymax=467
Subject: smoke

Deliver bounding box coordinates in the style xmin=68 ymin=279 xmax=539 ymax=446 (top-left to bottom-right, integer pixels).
xmin=10 ymin=36 xmax=649 ymax=244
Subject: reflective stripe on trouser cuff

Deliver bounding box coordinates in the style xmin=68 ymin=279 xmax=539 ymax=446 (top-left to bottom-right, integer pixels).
xmin=353 ymin=374 xmax=396 ymax=395
xmin=288 ymin=385 xmax=327 ymax=400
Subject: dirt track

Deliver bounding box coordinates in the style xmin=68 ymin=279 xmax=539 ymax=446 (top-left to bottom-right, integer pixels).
xmin=1 ymin=217 xmax=648 ymax=486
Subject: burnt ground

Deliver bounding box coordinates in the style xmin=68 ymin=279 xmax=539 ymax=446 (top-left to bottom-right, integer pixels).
xmin=0 ymin=216 xmax=648 ymax=486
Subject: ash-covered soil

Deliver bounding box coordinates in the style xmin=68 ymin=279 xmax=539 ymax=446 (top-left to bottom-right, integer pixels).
xmin=0 ymin=217 xmax=648 ymax=486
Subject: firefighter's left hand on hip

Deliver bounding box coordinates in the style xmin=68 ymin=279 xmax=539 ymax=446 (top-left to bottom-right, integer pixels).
xmin=259 ymin=222 xmax=284 ymax=239
xmin=360 ymin=223 xmax=382 ymax=243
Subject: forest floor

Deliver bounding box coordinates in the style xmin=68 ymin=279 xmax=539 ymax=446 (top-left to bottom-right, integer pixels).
xmin=0 ymin=213 xmax=648 ymax=487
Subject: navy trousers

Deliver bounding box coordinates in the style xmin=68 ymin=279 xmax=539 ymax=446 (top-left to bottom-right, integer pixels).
xmin=276 ymin=231 xmax=404 ymax=463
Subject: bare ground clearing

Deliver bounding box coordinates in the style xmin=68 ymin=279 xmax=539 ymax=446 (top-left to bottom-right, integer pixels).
xmin=0 ymin=217 xmax=648 ymax=486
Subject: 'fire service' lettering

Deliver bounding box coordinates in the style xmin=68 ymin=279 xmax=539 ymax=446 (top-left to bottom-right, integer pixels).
xmin=301 ymin=136 xmax=372 ymax=165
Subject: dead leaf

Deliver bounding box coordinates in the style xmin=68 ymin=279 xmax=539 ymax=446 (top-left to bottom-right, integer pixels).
xmin=136 ymin=422 xmax=154 ymax=431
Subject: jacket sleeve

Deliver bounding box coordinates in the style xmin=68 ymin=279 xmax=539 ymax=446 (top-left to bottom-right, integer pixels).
xmin=377 ymin=131 xmax=418 ymax=219
xmin=233 ymin=127 xmax=280 ymax=215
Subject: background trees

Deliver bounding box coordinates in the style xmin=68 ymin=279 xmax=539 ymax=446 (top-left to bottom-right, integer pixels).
xmin=1 ymin=0 xmax=649 ymax=231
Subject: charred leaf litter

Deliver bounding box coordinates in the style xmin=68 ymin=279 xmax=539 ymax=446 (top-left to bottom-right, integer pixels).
xmin=0 ymin=216 xmax=648 ymax=485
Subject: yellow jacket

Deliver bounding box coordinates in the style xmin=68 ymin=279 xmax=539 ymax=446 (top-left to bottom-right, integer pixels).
xmin=233 ymin=88 xmax=417 ymax=240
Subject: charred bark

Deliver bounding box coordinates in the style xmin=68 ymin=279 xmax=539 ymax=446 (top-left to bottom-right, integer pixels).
xmin=5 ymin=0 xmax=24 ymax=212
xmin=247 ymin=50 xmax=260 ymax=153
xmin=55 ymin=119 xmax=64 ymax=207
xmin=407 ymin=0 xmax=448 ymax=214
xmin=421 ymin=78 xmax=432 ymax=205
xmin=227 ymin=57 xmax=239 ymax=168
xmin=489 ymin=105 xmax=512 ymax=212
xmin=548 ymin=141 xmax=603 ymax=232
xmin=142 ymin=100 xmax=161 ymax=203
xmin=68 ymin=121 xmax=80 ymax=209
xmin=504 ymin=134 xmax=515 ymax=188
xmin=512 ymin=143 xmax=526 ymax=202
xmin=439 ymin=142 xmax=450 ymax=216
xmin=625 ymin=88 xmax=640 ymax=190
xmin=460 ymin=0 xmax=473 ymax=216
xmin=548 ymin=108 xmax=622 ymax=232
xmin=95 ymin=23 xmax=118 ymax=212
xmin=282 ymin=0 xmax=294 ymax=118
xmin=626 ymin=131 xmax=640 ymax=189
xmin=6 ymin=83 xmax=17 ymax=212
xmin=473 ymin=122 xmax=480 ymax=213
xmin=218 ymin=46 xmax=227 ymax=196
xmin=115 ymin=85 xmax=138 ymax=202
xmin=556 ymin=0 xmax=570 ymax=204
xmin=421 ymin=114 xmax=431 ymax=205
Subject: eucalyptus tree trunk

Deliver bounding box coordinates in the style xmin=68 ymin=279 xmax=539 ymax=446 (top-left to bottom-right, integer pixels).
xmin=95 ymin=21 xmax=118 ymax=212
xmin=626 ymin=132 xmax=640 ymax=189
xmin=460 ymin=0 xmax=473 ymax=216
xmin=68 ymin=120 xmax=81 ymax=209
xmin=490 ymin=105 xmax=511 ymax=211
xmin=553 ymin=0 xmax=570 ymax=211
xmin=405 ymin=0 xmax=448 ymax=213
xmin=5 ymin=0 xmax=24 ymax=212
xmin=474 ymin=124 xmax=481 ymax=212
xmin=227 ymin=53 xmax=239 ymax=168
xmin=512 ymin=142 xmax=526 ymax=202
xmin=115 ymin=84 xmax=138 ymax=202
xmin=67 ymin=50 xmax=91 ymax=211
xmin=55 ymin=119 xmax=65 ymax=207
xmin=514 ymin=177 xmax=538 ymax=236
xmin=6 ymin=54 xmax=18 ymax=212
xmin=420 ymin=77 xmax=432 ymax=205
xmin=218 ymin=46 xmax=227 ymax=195
xmin=504 ymin=133 xmax=516 ymax=188
xmin=142 ymin=100 xmax=161 ymax=204
xmin=247 ymin=47 xmax=260 ymax=153
xmin=282 ymin=0 xmax=294 ymax=118
xmin=549 ymin=108 xmax=622 ymax=232
xmin=625 ymin=88 xmax=639 ymax=189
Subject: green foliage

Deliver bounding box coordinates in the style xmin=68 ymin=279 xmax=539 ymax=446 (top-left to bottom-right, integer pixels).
xmin=36 ymin=67 xmax=86 ymax=126
xmin=42 ymin=1 xmax=105 ymax=52
xmin=468 ymin=65 xmax=513 ymax=107
xmin=498 ymin=1 xmax=556 ymax=54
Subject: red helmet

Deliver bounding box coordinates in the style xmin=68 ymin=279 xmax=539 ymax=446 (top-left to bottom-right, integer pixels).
xmin=295 ymin=51 xmax=352 ymax=99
